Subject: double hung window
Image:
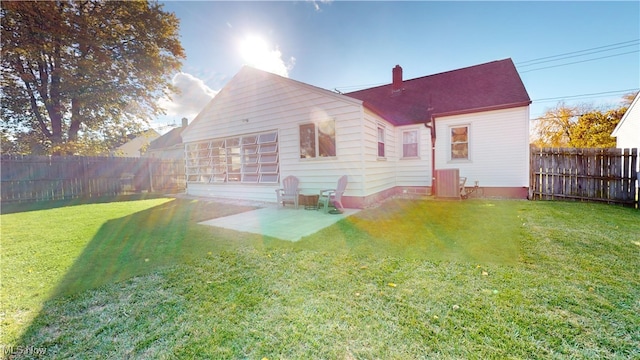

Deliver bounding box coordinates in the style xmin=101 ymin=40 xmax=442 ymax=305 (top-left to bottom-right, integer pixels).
xmin=450 ymin=125 xmax=469 ymax=160
xmin=300 ymin=120 xmax=336 ymax=158
xmin=377 ymin=126 xmax=385 ymax=158
xmin=402 ymin=129 xmax=419 ymax=158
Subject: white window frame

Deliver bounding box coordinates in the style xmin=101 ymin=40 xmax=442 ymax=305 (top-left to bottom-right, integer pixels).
xmin=449 ymin=124 xmax=471 ymax=162
xmin=299 ymin=119 xmax=336 ymax=159
xmin=377 ymin=124 xmax=386 ymax=159
xmin=401 ymin=128 xmax=420 ymax=159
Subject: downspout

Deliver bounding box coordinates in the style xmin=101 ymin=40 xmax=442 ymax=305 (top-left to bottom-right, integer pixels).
xmin=424 ymin=116 xmax=436 ymax=196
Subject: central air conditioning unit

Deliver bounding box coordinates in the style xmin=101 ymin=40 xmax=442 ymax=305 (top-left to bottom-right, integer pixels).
xmin=435 ymin=168 xmax=460 ymax=198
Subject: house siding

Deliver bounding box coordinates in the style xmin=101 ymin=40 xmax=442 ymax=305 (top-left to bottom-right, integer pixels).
xmin=182 ymin=68 xmax=367 ymax=203
xmin=612 ymin=94 xmax=640 ymax=149
xmin=355 ymin=110 xmax=433 ymax=206
xmin=394 ymin=125 xmax=433 ymax=187
xmin=360 ymin=111 xmax=397 ymax=196
xmin=434 ymin=106 xmax=530 ymax=190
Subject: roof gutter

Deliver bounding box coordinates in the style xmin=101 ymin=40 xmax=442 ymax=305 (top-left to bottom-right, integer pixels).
xmin=431 ymin=101 xmax=532 ymax=119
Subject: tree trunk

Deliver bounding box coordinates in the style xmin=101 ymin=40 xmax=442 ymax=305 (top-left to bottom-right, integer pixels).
xmin=69 ymin=98 xmax=81 ymax=141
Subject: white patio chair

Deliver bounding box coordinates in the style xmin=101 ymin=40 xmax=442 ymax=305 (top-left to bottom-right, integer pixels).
xmin=318 ymin=175 xmax=348 ymax=213
xmin=275 ymin=175 xmax=300 ymax=208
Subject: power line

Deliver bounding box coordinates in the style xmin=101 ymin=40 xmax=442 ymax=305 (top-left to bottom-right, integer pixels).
xmin=532 ymin=88 xmax=639 ymax=103
xmin=335 ymin=40 xmax=640 ymax=92
xmin=517 ymin=42 xmax=639 ymax=68
xmin=516 ymin=39 xmax=639 ymax=66
xmin=529 ymin=88 xmax=639 ymax=120
xmin=519 ymin=50 xmax=639 ymax=73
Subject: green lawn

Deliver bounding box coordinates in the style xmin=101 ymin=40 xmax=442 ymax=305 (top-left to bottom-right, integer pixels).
xmin=1 ymin=197 xmax=638 ymax=359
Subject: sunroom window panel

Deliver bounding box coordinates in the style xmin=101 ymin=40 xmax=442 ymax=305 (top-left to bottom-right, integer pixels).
xmin=243 ymin=164 xmax=259 ymax=173
xmin=242 ymin=174 xmax=259 ymax=183
xmin=259 ymin=143 xmax=277 ymax=153
xmin=260 ymin=174 xmax=279 ymax=183
xmin=243 ymin=145 xmax=258 ymax=155
xmin=227 ymin=154 xmax=241 ymax=174
xmin=212 ymin=163 xmax=226 ymax=174
xmin=211 ymin=140 xmax=225 ymax=148
xmin=226 ymin=138 xmax=240 ymax=147
xmin=242 ymin=136 xmax=257 ymax=145
xmin=260 ymin=153 xmax=278 ymax=163
xmin=260 ymin=163 xmax=278 ymax=173
xmin=186 ymin=130 xmax=278 ymax=184
xmin=258 ymin=132 xmax=277 ymax=144
xmin=243 ymin=154 xmax=259 ymax=164
xmin=212 ymin=174 xmax=226 ymax=182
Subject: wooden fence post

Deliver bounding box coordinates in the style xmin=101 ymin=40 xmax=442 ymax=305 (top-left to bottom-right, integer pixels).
xmin=148 ymin=158 xmax=154 ymax=192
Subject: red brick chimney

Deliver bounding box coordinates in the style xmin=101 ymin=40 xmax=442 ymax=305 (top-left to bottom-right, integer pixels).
xmin=392 ymin=65 xmax=403 ymax=92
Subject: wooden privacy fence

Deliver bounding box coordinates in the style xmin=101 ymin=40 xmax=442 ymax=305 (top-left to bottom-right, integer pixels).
xmin=530 ymin=147 xmax=638 ymax=207
xmin=1 ymin=155 xmax=185 ymax=204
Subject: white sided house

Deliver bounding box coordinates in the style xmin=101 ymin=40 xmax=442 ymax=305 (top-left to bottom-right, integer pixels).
xmin=611 ymin=92 xmax=640 ymax=150
xmin=181 ymin=59 xmax=531 ymax=208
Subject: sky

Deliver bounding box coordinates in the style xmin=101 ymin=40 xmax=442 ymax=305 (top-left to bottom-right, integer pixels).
xmin=154 ymin=1 xmax=640 ymax=133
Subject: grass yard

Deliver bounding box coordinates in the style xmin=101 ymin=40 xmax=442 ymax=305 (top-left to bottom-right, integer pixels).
xmin=1 ymin=197 xmax=639 ymax=359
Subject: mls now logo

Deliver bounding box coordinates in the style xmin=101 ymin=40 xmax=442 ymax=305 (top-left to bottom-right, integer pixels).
xmin=1 ymin=344 xmax=47 ymax=357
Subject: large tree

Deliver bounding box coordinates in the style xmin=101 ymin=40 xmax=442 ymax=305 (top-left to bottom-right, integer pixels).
xmin=568 ymin=108 xmax=626 ymax=148
xmin=531 ymin=92 xmax=637 ymax=148
xmin=1 ymin=1 xmax=185 ymax=154
xmin=530 ymin=102 xmax=583 ymax=148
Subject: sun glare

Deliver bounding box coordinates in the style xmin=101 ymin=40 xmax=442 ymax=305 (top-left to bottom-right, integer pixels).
xmin=237 ymin=34 xmax=292 ymax=77
xmin=239 ymin=35 xmax=269 ymax=64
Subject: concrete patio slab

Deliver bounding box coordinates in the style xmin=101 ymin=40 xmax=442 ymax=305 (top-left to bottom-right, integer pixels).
xmin=199 ymin=206 xmax=360 ymax=241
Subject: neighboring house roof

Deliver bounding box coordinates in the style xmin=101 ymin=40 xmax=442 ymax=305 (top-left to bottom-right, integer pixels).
xmin=113 ymin=129 xmax=160 ymax=157
xmin=148 ymin=126 xmax=185 ymax=151
xmin=345 ymin=58 xmax=531 ymax=126
xmin=611 ymin=91 xmax=639 ymax=137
